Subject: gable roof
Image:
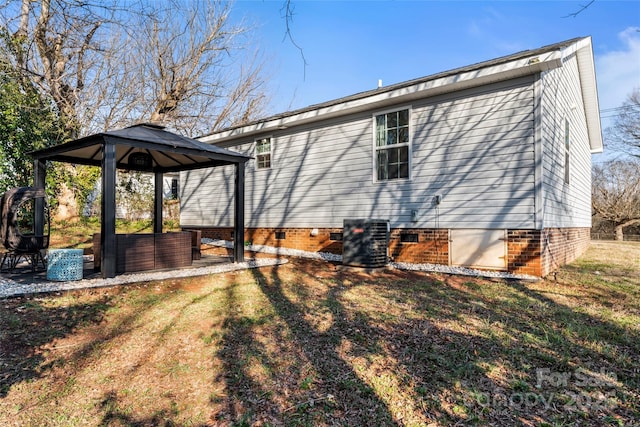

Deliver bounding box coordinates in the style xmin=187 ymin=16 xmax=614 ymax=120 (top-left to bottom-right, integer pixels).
xmin=31 ymin=123 xmax=250 ymax=173
xmin=201 ymin=36 xmax=602 ymax=153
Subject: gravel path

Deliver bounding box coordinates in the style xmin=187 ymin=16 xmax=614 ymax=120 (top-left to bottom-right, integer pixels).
xmin=0 ymin=257 xmax=288 ymax=299
xmin=203 ymin=238 xmax=539 ymax=281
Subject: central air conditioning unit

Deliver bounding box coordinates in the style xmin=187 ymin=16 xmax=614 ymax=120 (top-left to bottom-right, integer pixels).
xmin=342 ymin=219 xmax=390 ymax=268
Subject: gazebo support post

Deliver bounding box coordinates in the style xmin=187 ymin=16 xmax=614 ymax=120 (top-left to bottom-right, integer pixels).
xmin=33 ymin=159 xmax=46 ymax=237
xmin=233 ymin=162 xmax=245 ymax=263
xmin=154 ymin=171 xmax=163 ymax=234
xmin=101 ymin=142 xmax=117 ymax=278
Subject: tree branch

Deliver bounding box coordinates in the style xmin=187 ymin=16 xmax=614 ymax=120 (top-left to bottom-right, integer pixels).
xmin=281 ymin=0 xmax=307 ymax=80
xmin=563 ymin=0 xmax=595 ymax=18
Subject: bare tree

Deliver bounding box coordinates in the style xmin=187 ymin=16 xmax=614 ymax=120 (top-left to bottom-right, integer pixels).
xmin=1 ymin=0 xmax=269 ymax=137
xmin=2 ymin=0 xmax=130 ymax=137
xmin=607 ymin=88 xmax=640 ymax=158
xmin=592 ymin=160 xmax=640 ymax=240
xmin=134 ymin=0 xmax=268 ymax=136
xmin=1 ymin=0 xmax=270 ymax=216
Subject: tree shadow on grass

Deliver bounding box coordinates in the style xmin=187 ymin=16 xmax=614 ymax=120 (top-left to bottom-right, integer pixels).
xmin=216 ymin=258 xmax=639 ymax=426
xmin=0 ymin=294 xmax=112 ymax=398
xmin=0 ymin=283 xmax=184 ymax=422
xmin=3 ymin=258 xmax=637 ymax=425
xmin=372 ymin=271 xmax=640 ymax=424
xmin=98 ymin=390 xmax=182 ymax=427
xmin=212 ymin=260 xmax=399 ymax=425
xmin=214 ymin=260 xmax=470 ymax=425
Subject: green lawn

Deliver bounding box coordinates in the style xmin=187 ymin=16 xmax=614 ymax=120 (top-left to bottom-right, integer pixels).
xmin=48 ymin=217 xmax=180 ymax=250
xmin=0 ymin=240 xmax=638 ymax=426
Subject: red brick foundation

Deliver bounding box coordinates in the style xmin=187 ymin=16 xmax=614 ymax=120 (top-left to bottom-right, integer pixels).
xmin=192 ymin=226 xmax=450 ymax=264
xmin=540 ymin=228 xmax=591 ymax=277
xmin=506 ymin=228 xmax=591 ymax=276
xmin=388 ymin=228 xmax=449 ymax=265
xmin=191 ymin=226 xmax=590 ymax=277
xmin=507 ymin=230 xmax=544 ymax=276
xmin=197 ymin=227 xmax=344 ymax=254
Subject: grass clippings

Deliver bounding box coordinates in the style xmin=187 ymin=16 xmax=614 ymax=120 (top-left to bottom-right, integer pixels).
xmin=0 ymin=240 xmax=638 ymax=426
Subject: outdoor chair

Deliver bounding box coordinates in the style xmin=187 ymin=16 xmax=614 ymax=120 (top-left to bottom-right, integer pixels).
xmin=0 ymin=187 xmax=50 ymax=272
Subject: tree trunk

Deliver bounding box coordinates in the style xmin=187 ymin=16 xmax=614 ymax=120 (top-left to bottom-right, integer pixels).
xmin=53 ymin=183 xmax=79 ymax=221
xmin=616 ymin=219 xmax=640 ymax=241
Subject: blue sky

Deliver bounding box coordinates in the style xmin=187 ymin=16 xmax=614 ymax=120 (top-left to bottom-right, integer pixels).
xmin=230 ymin=0 xmax=640 ymax=131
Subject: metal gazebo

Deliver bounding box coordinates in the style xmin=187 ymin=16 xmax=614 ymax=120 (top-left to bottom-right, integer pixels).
xmin=30 ymin=123 xmax=250 ymax=278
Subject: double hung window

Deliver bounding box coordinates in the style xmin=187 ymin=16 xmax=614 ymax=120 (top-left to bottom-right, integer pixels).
xmin=256 ymin=137 xmax=272 ymax=170
xmin=375 ymin=109 xmax=410 ymax=181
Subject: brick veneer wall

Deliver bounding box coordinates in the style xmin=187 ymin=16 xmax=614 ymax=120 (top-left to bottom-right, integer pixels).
xmin=192 ymin=226 xmax=590 ymax=276
xmin=192 ymin=226 xmax=450 ymax=264
xmin=540 ymin=228 xmax=591 ymax=277
xmin=246 ymin=227 xmax=345 ymax=254
xmin=507 ymin=230 xmax=543 ymax=276
xmin=196 ymin=227 xmax=344 ymax=254
xmin=388 ymin=228 xmax=449 ymax=265
xmin=507 ymin=228 xmax=591 ymax=276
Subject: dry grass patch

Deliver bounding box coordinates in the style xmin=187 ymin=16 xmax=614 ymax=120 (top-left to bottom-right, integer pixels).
xmin=0 ymin=240 xmax=638 ymax=426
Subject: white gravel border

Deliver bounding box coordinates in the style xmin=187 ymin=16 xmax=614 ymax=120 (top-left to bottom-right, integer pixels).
xmin=0 ymin=257 xmax=288 ymax=299
xmin=204 ymin=239 xmax=343 ymax=263
xmin=203 ymin=238 xmax=539 ymax=281
xmin=0 ymin=237 xmax=540 ymax=299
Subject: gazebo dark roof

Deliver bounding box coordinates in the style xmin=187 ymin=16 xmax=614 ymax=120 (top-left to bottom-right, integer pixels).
xmin=30 ymin=123 xmax=248 ymax=278
xmin=30 ymin=123 xmax=250 ymax=172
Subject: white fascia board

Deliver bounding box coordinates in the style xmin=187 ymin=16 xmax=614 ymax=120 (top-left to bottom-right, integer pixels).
xmin=202 ymin=51 xmax=563 ymax=145
xmin=570 ymin=37 xmax=603 ymax=154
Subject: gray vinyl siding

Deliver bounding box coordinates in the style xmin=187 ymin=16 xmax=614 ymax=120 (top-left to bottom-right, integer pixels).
xmin=181 ymin=77 xmax=537 ymax=230
xmin=540 ymin=53 xmax=592 ymax=228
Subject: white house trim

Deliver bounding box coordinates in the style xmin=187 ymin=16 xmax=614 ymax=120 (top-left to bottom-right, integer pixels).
xmin=573 ymin=37 xmax=603 ymax=153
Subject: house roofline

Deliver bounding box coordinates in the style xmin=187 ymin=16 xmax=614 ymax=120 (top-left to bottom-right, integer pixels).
xmin=201 ymin=36 xmax=602 ymax=154
xmin=570 ymin=37 xmax=603 ymax=153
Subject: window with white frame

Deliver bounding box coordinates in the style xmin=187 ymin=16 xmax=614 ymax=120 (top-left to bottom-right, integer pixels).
xmin=564 ymin=118 xmax=570 ymax=184
xmin=374 ymin=109 xmax=410 ymax=181
xmin=255 ymin=137 xmax=272 ymax=169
